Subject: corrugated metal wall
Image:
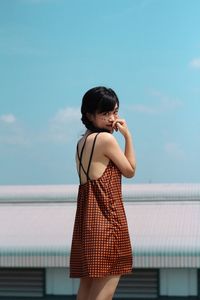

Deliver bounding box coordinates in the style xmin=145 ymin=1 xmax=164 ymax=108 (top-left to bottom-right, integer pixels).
xmin=115 ymin=269 xmax=158 ymax=298
xmin=0 ymin=268 xmax=44 ymax=297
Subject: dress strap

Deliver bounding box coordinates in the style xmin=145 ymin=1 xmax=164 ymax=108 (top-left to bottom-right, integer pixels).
xmin=77 ymin=135 xmax=89 ymax=180
xmin=76 ymin=133 xmax=100 ymax=183
xmin=86 ymin=133 xmax=100 ymax=180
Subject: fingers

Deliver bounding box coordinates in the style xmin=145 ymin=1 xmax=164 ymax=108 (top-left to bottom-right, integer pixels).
xmin=113 ymin=121 xmax=119 ymax=131
xmin=112 ymin=118 xmax=128 ymax=135
xmin=113 ymin=119 xmax=126 ymax=129
xmin=113 ymin=119 xmax=123 ymax=126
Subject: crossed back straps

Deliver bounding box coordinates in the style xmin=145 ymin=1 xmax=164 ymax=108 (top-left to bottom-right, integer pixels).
xmin=77 ymin=133 xmax=100 ymax=183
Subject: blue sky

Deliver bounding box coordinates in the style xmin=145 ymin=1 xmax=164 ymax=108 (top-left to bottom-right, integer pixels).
xmin=0 ymin=0 xmax=200 ymax=185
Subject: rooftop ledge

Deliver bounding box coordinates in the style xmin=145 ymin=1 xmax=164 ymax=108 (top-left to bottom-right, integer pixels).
xmin=0 ymin=183 xmax=200 ymax=203
xmin=0 ymin=184 xmax=200 ymax=268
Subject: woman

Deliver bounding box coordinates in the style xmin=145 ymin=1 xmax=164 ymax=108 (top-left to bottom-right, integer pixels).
xmin=70 ymin=86 xmax=136 ymax=300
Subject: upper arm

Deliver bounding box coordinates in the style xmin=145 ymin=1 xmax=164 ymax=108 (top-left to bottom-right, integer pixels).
xmin=101 ymin=133 xmax=135 ymax=178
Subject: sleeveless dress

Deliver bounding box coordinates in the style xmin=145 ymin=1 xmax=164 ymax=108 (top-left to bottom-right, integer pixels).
xmin=70 ymin=133 xmax=133 ymax=278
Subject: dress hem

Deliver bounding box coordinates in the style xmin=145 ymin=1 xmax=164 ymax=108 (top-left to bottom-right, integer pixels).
xmin=69 ymin=268 xmax=133 ymax=279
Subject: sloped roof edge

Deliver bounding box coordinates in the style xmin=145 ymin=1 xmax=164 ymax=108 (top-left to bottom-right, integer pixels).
xmin=0 ymin=183 xmax=200 ymax=202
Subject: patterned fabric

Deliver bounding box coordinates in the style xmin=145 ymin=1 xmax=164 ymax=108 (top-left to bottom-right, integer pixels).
xmin=70 ymin=136 xmax=133 ymax=278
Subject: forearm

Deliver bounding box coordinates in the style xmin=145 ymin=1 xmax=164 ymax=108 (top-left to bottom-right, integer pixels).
xmin=124 ymin=131 xmax=136 ymax=172
xmin=114 ymin=119 xmax=136 ymax=173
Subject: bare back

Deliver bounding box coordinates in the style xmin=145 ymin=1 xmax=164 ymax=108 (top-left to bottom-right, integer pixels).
xmin=76 ymin=132 xmax=110 ymax=185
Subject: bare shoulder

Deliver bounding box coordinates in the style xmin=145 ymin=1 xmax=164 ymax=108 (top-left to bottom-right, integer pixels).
xmin=78 ymin=132 xmax=117 ymax=150
xmin=97 ymin=132 xmax=117 ymax=144
xmin=77 ymin=135 xmax=85 ymax=146
xmin=96 ymin=133 xmax=119 ymax=157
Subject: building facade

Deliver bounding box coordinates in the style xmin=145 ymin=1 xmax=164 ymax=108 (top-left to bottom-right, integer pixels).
xmin=0 ymin=184 xmax=200 ymax=299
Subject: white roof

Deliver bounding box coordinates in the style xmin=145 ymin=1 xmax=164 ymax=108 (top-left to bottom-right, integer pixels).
xmin=0 ymin=184 xmax=200 ymax=268
xmin=1 ymin=183 xmax=200 ymax=202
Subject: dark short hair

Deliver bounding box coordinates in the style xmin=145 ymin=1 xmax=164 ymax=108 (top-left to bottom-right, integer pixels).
xmin=81 ymin=86 xmax=119 ymax=132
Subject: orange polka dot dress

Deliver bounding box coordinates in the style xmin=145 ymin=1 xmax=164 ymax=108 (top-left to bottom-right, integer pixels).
xmin=70 ymin=133 xmax=133 ymax=278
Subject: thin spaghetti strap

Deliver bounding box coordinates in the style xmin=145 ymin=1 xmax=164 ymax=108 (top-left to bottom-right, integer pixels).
xmin=86 ymin=133 xmax=100 ymax=180
xmin=77 ymin=135 xmax=90 ymax=180
xmin=77 ymin=144 xmax=84 ymax=180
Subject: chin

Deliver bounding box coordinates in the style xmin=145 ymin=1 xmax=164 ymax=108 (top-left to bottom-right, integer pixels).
xmin=100 ymin=127 xmax=112 ymax=133
xmin=106 ymin=127 xmax=114 ymax=134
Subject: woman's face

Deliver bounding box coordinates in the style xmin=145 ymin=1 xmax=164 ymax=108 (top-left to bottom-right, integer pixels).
xmin=89 ymin=104 xmax=119 ymax=133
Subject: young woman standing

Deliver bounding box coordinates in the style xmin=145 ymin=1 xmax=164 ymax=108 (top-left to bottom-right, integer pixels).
xmin=70 ymin=86 xmax=136 ymax=300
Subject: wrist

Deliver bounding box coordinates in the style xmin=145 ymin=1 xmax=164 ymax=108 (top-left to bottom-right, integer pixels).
xmin=124 ymin=130 xmax=131 ymax=139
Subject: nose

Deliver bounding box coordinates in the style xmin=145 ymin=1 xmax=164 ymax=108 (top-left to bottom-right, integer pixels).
xmin=108 ymin=114 xmax=115 ymax=122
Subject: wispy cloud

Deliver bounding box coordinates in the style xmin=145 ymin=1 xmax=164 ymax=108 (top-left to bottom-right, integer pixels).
xmin=20 ymin=0 xmax=60 ymax=4
xmin=46 ymin=107 xmax=82 ymax=143
xmin=129 ymin=104 xmax=156 ymax=114
xmin=164 ymin=142 xmax=185 ymax=160
xmin=51 ymin=107 xmax=80 ymax=124
xmin=128 ymin=90 xmax=183 ymax=115
xmin=102 ymin=0 xmax=157 ymax=21
xmin=26 ymin=0 xmax=48 ymax=3
xmin=0 ymin=25 xmax=47 ymax=56
xmin=189 ymin=58 xmax=200 ymax=69
xmin=0 ymin=114 xmax=29 ymax=146
xmin=0 ymin=114 xmax=16 ymax=124
xmin=0 ymin=107 xmax=82 ymax=146
xmin=140 ymin=0 xmax=157 ymax=10
xmin=191 ymin=87 xmax=200 ymax=94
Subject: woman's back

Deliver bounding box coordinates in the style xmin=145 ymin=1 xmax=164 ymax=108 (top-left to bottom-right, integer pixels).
xmin=76 ymin=132 xmax=111 ymax=185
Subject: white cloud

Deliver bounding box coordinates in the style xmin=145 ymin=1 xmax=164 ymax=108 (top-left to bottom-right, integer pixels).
xmin=191 ymin=87 xmax=200 ymax=94
xmin=51 ymin=107 xmax=80 ymax=124
xmin=0 ymin=107 xmax=82 ymax=146
xmin=103 ymin=0 xmax=156 ymax=21
xmin=0 ymin=134 xmax=29 ymax=146
xmin=164 ymin=142 xmax=185 ymax=160
xmin=0 ymin=115 xmax=30 ymax=146
xmin=129 ymin=90 xmax=183 ymax=115
xmin=0 ymin=25 xmax=47 ymax=56
xmin=46 ymin=107 xmax=82 ymax=143
xmin=0 ymin=114 xmax=16 ymax=124
xmin=20 ymin=0 xmax=59 ymax=4
xmin=130 ymin=104 xmax=156 ymax=114
xmin=140 ymin=0 xmax=156 ymax=9
xmin=189 ymin=58 xmax=200 ymax=69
